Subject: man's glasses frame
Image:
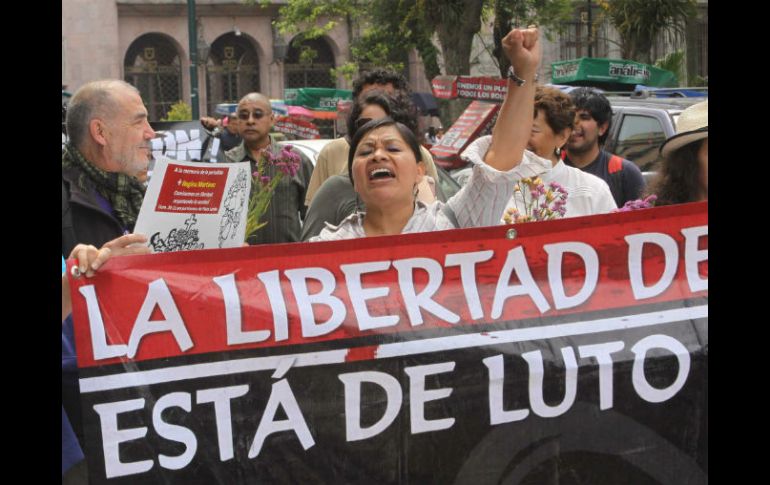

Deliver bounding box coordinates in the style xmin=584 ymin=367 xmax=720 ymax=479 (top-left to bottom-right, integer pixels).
xmin=237 ymin=109 xmax=268 ymax=121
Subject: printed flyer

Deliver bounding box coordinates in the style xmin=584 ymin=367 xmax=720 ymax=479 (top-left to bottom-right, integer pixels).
xmin=134 ymin=157 xmax=251 ymax=252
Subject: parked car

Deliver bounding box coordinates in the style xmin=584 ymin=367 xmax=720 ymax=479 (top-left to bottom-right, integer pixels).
xmin=277 ymin=139 xmax=332 ymax=168
xmin=604 ymin=96 xmax=707 ymax=183
xmin=277 ymin=138 xmax=460 ymax=203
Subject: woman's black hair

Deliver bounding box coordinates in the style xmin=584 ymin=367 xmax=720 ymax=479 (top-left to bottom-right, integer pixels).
xmin=646 ymin=138 xmax=706 ymax=206
xmin=346 ymin=90 xmax=420 ymax=142
xmin=347 ymin=117 xmax=422 ymax=185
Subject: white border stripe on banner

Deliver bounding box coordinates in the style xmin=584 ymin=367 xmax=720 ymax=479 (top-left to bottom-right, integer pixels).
xmin=79 ymin=349 xmax=349 ymax=393
xmin=80 ymin=305 xmax=707 ymax=393
xmin=375 ymin=305 xmax=708 ymax=358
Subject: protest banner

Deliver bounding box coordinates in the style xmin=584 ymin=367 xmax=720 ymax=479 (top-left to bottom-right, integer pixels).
xmin=431 ymin=76 xmax=458 ymax=100
xmin=431 ymin=76 xmax=509 ymax=102
xmin=149 ymin=121 xmax=216 ymax=162
xmin=67 ymin=202 xmax=708 ymax=484
xmin=274 ymin=116 xmax=321 ymax=139
xmin=430 ymin=101 xmax=499 ymax=169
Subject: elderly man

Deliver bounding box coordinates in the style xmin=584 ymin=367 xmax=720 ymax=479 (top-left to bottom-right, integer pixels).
xmin=61 ymin=78 xmax=155 ymax=483
xmin=62 ymin=79 xmax=155 ymax=256
xmin=225 ymin=92 xmax=314 ymax=244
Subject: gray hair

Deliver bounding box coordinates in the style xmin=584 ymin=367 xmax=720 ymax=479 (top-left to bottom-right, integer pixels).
xmin=66 ymin=80 xmax=140 ymax=149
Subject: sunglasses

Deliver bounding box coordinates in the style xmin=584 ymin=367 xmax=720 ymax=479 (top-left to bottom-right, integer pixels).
xmin=237 ymin=109 xmax=268 ymax=121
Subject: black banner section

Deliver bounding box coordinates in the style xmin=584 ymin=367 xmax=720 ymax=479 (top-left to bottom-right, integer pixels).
xmin=78 ymin=300 xmax=707 ymax=484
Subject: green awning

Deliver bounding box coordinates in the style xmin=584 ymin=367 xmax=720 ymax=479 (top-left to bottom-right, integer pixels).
xmin=284 ymin=88 xmax=353 ymax=111
xmin=551 ymin=58 xmax=677 ymax=90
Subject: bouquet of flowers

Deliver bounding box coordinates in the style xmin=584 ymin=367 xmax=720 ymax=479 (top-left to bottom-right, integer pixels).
xmin=503 ymin=177 xmax=569 ymax=224
xmin=612 ymin=194 xmax=657 ymax=212
xmin=245 ymin=145 xmax=301 ymax=237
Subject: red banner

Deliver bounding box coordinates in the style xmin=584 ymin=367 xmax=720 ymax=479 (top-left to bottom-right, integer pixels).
xmin=273 ymin=116 xmax=321 ymax=139
xmin=68 ymin=203 xmax=706 ymax=368
xmin=456 ymin=76 xmax=508 ymax=102
xmin=430 ymin=100 xmax=499 ymax=169
xmin=66 ymin=203 xmax=707 ymax=484
xmin=431 ymin=75 xmax=458 ymax=99
xmin=431 ymin=76 xmax=510 ymax=101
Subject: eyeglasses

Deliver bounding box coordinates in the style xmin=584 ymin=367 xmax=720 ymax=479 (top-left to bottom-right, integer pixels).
xmin=354 ymin=117 xmax=373 ymax=131
xmin=237 ymin=109 xmax=267 ymax=121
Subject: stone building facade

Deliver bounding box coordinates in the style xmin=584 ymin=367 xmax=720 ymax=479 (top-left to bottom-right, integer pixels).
xmin=63 ymin=1 xmax=706 ymax=122
xmin=62 ymin=0 xmax=431 ymax=121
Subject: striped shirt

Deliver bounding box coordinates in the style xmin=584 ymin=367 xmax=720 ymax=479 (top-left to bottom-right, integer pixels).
xmin=310 ymin=150 xmax=551 ymax=241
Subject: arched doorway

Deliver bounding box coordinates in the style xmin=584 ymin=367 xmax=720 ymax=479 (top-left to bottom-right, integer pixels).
xmin=284 ymin=37 xmax=335 ymax=88
xmin=284 ymin=37 xmax=336 ymax=137
xmin=205 ymin=33 xmax=260 ymax=115
xmin=124 ymin=34 xmax=182 ymax=122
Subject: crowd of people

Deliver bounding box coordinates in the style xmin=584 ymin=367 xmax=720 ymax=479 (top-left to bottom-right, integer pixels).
xmin=61 ymin=26 xmax=707 ymax=482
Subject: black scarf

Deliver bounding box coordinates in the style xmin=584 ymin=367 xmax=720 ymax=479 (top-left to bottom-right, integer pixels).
xmin=62 ymin=143 xmax=146 ymax=230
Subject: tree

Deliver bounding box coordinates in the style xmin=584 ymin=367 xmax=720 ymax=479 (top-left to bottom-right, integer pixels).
xmin=654 ymin=50 xmax=685 ymax=86
xmin=491 ymin=0 xmax=573 ymax=77
xmin=162 ymin=101 xmax=193 ymax=121
xmin=263 ymin=0 xmax=573 ymax=124
xmin=596 ymin=0 xmax=697 ymax=64
xmin=266 ymin=0 xmax=572 ymax=82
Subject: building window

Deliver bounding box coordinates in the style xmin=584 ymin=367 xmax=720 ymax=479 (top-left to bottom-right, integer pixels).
xmin=284 ymin=37 xmax=335 ymax=89
xmin=560 ymin=20 xmax=607 ymax=60
xmin=124 ymin=34 xmax=182 ymax=122
xmin=205 ymin=33 xmax=260 ymax=115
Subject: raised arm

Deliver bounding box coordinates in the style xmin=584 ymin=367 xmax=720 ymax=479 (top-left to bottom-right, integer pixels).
xmin=484 ymin=27 xmax=541 ymax=172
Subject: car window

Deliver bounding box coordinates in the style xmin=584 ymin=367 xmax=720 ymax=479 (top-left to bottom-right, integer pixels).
xmin=615 ymin=114 xmax=667 ymax=172
xmin=434 ymin=165 xmax=460 ymax=202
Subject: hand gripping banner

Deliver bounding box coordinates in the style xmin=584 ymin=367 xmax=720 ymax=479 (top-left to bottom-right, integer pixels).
xmin=66 ymin=202 xmax=708 ymax=485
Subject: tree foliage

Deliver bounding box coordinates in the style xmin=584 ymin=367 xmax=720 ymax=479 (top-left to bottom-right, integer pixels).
xmin=654 ymin=49 xmax=685 ymax=85
xmin=596 ymin=0 xmax=697 ymax=64
xmin=162 ymin=101 xmax=193 ymax=121
xmin=262 ymin=0 xmax=572 ymax=83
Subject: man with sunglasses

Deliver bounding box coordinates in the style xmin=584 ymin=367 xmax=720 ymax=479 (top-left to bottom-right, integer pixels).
xmin=224 ymin=92 xmax=314 ymax=245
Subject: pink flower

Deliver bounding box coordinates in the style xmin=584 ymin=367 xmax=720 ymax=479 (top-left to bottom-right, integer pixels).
xmin=506 ymin=177 xmax=570 ymax=224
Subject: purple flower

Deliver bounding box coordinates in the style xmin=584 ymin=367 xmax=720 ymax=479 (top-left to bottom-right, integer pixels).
xmin=613 ymin=194 xmax=657 ymax=212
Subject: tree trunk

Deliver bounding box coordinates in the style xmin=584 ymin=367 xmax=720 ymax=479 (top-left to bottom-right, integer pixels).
xmin=432 ymin=0 xmax=484 ymax=123
xmin=493 ymin=0 xmax=513 ymax=77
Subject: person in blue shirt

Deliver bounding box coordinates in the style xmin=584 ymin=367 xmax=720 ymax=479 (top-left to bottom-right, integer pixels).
xmin=62 ymin=234 xmax=149 ymax=482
